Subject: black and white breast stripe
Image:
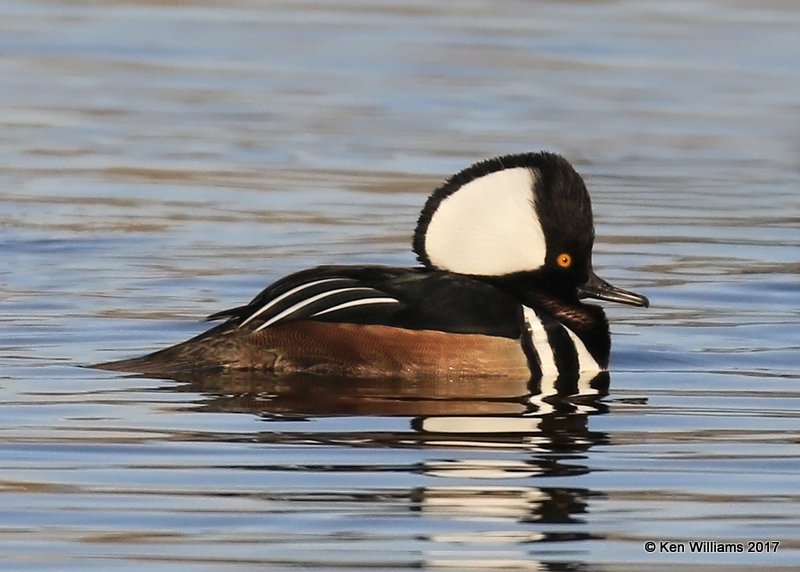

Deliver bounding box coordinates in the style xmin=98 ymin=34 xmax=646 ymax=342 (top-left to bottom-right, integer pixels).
xmin=237 ymin=277 xmax=400 ymax=331
xmin=522 ymin=305 xmax=603 ymax=395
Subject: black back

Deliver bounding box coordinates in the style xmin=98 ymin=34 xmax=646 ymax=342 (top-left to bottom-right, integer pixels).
xmin=209 ymin=265 xmax=526 ymax=339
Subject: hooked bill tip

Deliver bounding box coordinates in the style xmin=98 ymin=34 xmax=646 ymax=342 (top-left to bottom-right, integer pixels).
xmin=578 ymin=272 xmax=649 ymax=308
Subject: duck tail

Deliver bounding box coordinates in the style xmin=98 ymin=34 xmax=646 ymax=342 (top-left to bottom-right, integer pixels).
xmin=91 ymin=323 xmax=276 ymax=376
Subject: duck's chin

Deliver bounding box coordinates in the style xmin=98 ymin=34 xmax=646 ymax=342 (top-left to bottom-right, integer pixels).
xmin=545 ymin=296 xmax=608 ymax=330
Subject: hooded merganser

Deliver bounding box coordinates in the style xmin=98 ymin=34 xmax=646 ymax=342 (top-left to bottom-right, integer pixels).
xmin=96 ymin=152 xmax=648 ymax=385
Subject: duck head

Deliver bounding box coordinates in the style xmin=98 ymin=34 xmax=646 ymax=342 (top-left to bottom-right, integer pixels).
xmin=413 ymin=152 xmax=649 ymax=309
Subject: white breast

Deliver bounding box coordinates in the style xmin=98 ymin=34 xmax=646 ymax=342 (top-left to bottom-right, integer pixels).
xmin=522 ymin=305 xmax=606 ymax=401
xmin=522 ymin=306 xmax=558 ymax=377
xmin=564 ymin=325 xmax=602 ymax=374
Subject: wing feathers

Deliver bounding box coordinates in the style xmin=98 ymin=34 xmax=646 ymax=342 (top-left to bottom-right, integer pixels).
xmin=310 ymin=297 xmax=401 ymax=318
xmin=240 ymin=277 xmax=351 ymax=327
xmin=212 ymin=265 xmax=523 ymax=338
xmin=253 ymin=287 xmax=399 ymax=331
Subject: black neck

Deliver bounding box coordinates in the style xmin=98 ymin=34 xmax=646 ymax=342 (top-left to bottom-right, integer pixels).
xmin=481 ymin=272 xmax=612 ymax=369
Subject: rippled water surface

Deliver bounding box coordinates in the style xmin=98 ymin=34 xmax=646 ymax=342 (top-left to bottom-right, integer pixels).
xmin=2 ymin=1 xmax=799 ymax=570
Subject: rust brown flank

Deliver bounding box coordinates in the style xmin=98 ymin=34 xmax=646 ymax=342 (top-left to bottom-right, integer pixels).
xmin=251 ymin=321 xmax=529 ymax=378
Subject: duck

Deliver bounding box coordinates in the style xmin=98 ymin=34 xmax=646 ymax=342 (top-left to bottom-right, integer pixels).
xmin=95 ymin=152 xmax=648 ymax=388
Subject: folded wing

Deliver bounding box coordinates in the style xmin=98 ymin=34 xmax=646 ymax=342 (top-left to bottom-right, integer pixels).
xmin=208 ymin=265 xmax=523 ymax=339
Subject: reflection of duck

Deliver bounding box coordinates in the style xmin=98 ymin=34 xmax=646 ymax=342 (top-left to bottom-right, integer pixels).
xmin=161 ymin=367 xmax=610 ymax=417
xmin=414 ymin=485 xmax=596 ymax=570
xmin=97 ymin=152 xmax=647 ymax=387
xmin=412 ymin=485 xmax=591 ymax=524
xmin=156 ymin=367 xmax=607 ymax=562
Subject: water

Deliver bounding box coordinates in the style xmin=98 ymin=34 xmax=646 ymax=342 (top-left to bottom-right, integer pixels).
xmin=2 ymin=1 xmax=799 ymax=569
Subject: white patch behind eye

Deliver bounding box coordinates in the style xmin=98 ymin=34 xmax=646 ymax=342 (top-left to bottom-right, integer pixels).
xmin=423 ymin=167 xmax=546 ymax=276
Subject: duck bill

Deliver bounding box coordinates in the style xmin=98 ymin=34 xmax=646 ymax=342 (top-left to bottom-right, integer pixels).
xmin=578 ymin=270 xmax=649 ymax=307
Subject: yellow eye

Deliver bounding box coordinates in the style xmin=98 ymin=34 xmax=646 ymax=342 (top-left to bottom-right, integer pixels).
xmin=557 ymin=253 xmax=572 ymax=268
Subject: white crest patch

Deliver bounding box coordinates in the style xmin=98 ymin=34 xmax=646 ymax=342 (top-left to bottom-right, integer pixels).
xmin=423 ymin=167 xmax=546 ymax=275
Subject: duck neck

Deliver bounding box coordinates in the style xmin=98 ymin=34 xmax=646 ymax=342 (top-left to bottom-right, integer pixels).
xmin=483 ymin=272 xmax=612 ymax=369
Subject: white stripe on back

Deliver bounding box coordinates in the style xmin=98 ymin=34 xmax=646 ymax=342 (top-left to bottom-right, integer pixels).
xmin=522 ymin=306 xmax=558 ymax=377
xmin=239 ymin=278 xmax=350 ymax=328
xmin=310 ymin=297 xmax=400 ymax=318
xmin=254 ymin=287 xmax=377 ymax=331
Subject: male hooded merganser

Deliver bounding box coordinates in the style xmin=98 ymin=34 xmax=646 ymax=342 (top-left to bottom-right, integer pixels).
xmin=96 ymin=152 xmax=648 ymax=386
